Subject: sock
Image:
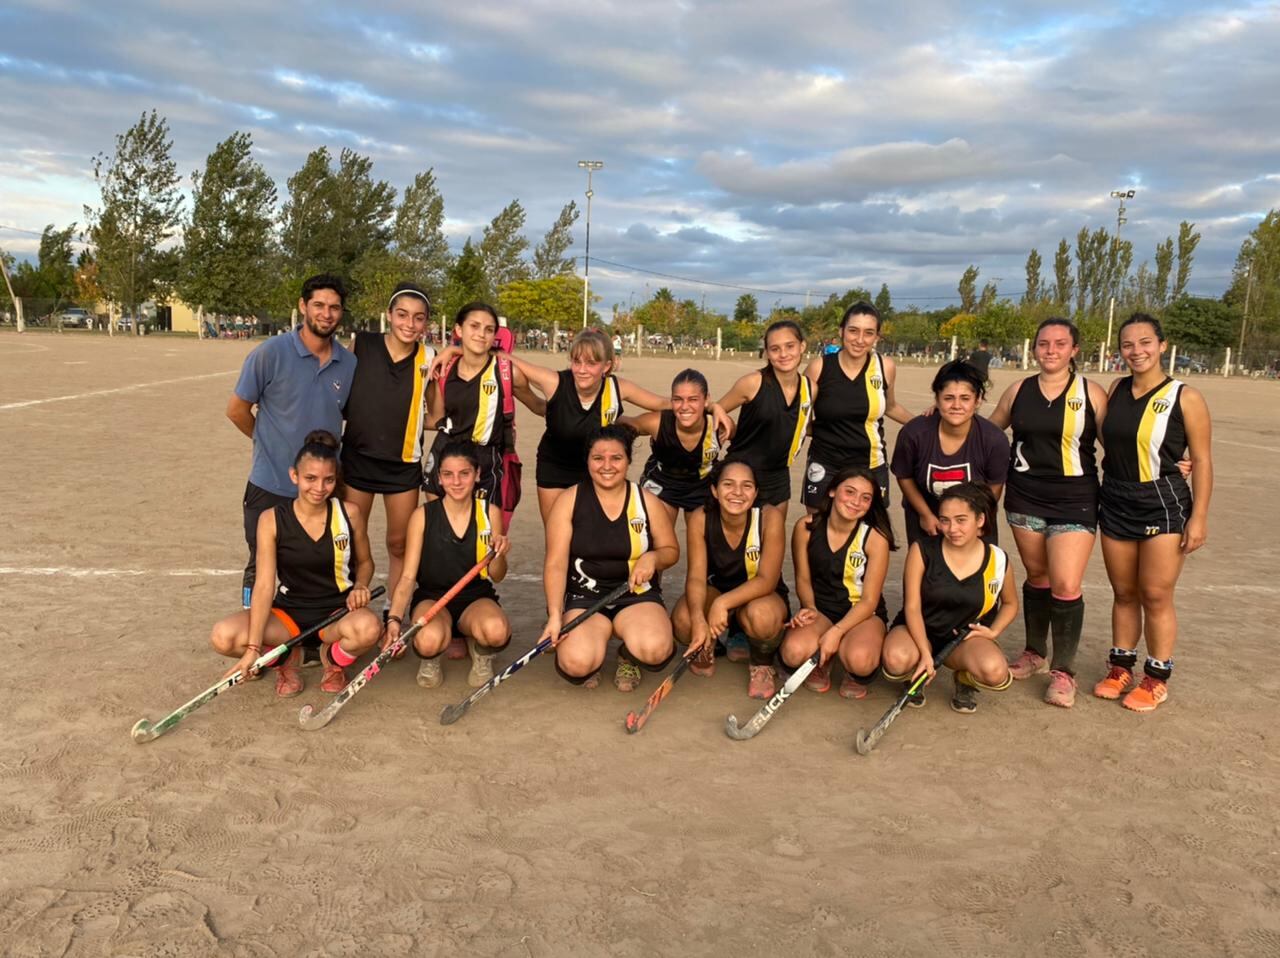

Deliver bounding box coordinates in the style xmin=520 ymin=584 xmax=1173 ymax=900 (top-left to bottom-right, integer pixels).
xmin=748 ymin=633 xmax=783 ymax=666
xmin=327 ymin=642 xmax=356 ymax=668
xmin=1108 ymin=647 xmax=1138 ymax=670
xmin=957 ymin=668 xmax=1012 ymax=692
xmin=1022 ymin=582 xmax=1052 ymax=657
xmin=851 ymin=670 xmax=877 ymax=685
xmin=1048 ymin=595 xmax=1085 ymax=675
xmin=1144 ymin=656 xmax=1173 ymax=681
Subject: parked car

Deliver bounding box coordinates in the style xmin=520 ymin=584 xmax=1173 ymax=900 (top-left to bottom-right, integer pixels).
xmin=1175 ymin=355 xmax=1208 ymax=373
xmin=55 ymin=308 xmax=92 ymax=328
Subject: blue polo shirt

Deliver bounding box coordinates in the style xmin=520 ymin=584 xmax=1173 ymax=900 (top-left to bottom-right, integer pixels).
xmin=234 ymin=329 xmax=356 ymax=497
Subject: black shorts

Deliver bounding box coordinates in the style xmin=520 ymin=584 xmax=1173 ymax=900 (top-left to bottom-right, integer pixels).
xmin=411 ymin=589 xmax=499 ymax=635
xmin=565 ymin=588 xmax=665 ymax=621
xmin=1098 ymin=473 xmax=1192 ymax=541
xmin=341 ymin=446 xmax=422 ymax=495
xmin=803 ymin=459 xmax=890 ymax=509
xmin=889 ymin=610 xmax=992 ymax=655
xmin=270 ymin=604 xmax=341 ymax=655
xmin=536 ymin=457 xmax=587 ymax=490
xmin=423 ymin=436 xmax=503 ymax=501
xmin=754 ymin=467 xmax=793 ymax=507
xmin=640 ymin=469 xmax=709 ymax=512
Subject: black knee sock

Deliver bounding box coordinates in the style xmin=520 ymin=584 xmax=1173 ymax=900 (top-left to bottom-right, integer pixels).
xmin=1108 ymin=647 xmax=1138 ymax=670
xmin=555 ymin=658 xmax=595 ymax=685
xmin=1022 ymin=583 xmax=1052 ymax=658
xmin=747 ymin=634 xmax=782 ymax=667
xmin=1048 ymin=595 xmax=1084 ymax=675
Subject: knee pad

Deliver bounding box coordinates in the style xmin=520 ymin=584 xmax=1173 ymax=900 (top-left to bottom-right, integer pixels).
xmin=956 ymin=668 xmax=1012 ymax=692
xmin=881 ymin=666 xmax=911 ymax=683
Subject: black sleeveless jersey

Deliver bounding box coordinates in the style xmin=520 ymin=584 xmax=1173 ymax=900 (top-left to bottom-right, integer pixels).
xmin=343 ymin=332 xmax=431 ymax=463
xmin=1101 ymin=376 xmax=1188 ymax=483
xmin=1005 ymin=373 xmax=1099 ymax=521
xmin=810 ymin=351 xmax=889 ymax=468
xmin=643 ymin=411 xmax=720 ymax=484
xmin=537 ymin=370 xmax=622 ymax=474
xmin=705 ymin=506 xmax=788 ymax=597
xmin=440 ymin=355 xmax=507 ymax=450
xmin=415 ymin=497 xmax=496 ymax=602
xmin=807 ymin=516 xmax=886 ymax=623
xmin=566 ymin=481 xmax=657 ymax=601
xmin=273 ymin=499 xmax=355 ymax=613
xmin=916 ymin=536 xmax=1008 ymax=647
xmin=732 ymin=372 xmax=813 ymax=471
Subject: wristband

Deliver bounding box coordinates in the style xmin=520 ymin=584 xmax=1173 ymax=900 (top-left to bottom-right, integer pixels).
xmin=387 ymin=615 xmax=403 ymax=625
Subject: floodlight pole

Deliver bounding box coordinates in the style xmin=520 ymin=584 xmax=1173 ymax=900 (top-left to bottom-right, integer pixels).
xmin=578 ymin=160 xmax=603 ymax=328
xmin=1103 ymin=189 xmax=1135 ymax=370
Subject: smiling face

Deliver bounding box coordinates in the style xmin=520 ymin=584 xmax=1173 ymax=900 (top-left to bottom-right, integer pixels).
xmin=765 ymin=326 xmax=804 ymax=374
xmin=840 ymin=313 xmax=880 ymax=358
xmin=933 ymin=378 xmax=980 ymax=428
xmin=1034 ymin=323 xmax=1078 ymax=375
xmin=1119 ymin=321 xmax=1167 ymax=375
xmin=455 ymin=309 xmax=497 ymax=356
xmin=587 ymin=439 xmax=629 ymax=489
xmin=712 ymin=461 xmax=758 ymax=516
xmin=569 ymin=347 xmax=610 ymax=391
xmin=438 ymin=455 xmax=478 ymax=502
xmin=671 ymin=380 xmax=708 ymax=428
xmin=388 ymin=294 xmax=429 ymax=344
xmin=937 ymin=496 xmax=983 ymax=546
xmin=829 ymin=475 xmax=875 ymax=523
xmin=299 ymin=288 xmax=343 ymax=340
xmin=290 ymin=454 xmax=338 ymax=506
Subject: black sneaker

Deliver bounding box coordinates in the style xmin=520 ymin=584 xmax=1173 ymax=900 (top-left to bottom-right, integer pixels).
xmin=904 ymin=681 xmax=926 ymax=709
xmin=951 ymin=679 xmax=978 ymax=714
xmin=302 ymin=646 xmax=321 ymax=668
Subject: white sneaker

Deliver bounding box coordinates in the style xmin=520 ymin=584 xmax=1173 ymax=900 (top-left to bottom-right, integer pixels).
xmin=467 ymin=638 xmax=495 ymax=688
xmin=416 ymin=657 xmax=443 ymax=688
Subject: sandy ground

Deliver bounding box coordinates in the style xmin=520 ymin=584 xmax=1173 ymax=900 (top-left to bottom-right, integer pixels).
xmin=1 ymin=330 xmax=1278 ymax=957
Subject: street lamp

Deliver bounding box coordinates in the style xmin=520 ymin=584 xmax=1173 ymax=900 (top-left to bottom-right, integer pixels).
xmin=578 ymin=160 xmax=603 ymax=328
xmin=1103 ymin=188 xmax=1136 ymax=370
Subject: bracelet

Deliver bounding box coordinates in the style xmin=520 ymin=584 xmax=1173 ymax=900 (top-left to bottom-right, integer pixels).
xmin=247 ymin=645 xmax=262 ymax=654
xmin=386 ymin=615 xmax=403 ymax=625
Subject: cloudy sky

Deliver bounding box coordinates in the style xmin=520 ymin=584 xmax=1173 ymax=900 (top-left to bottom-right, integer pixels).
xmin=1 ymin=0 xmax=1277 ymax=312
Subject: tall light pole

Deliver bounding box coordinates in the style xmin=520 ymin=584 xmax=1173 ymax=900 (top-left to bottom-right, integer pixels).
xmin=578 ymin=160 xmax=603 ymax=328
xmin=1103 ymin=189 xmax=1135 ymax=370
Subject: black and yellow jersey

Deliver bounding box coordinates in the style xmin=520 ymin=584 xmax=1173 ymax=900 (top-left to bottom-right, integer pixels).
xmin=916 ymin=536 xmax=1007 ymax=650
xmin=566 ymin=481 xmax=656 ymax=600
xmin=810 ymin=350 xmax=888 ymax=469
xmin=414 ymin=497 xmax=497 ymax=603
xmin=807 ymin=516 xmax=886 ymax=624
xmin=439 ymin=355 xmax=508 ymax=449
xmin=733 ymin=372 xmax=813 ymax=470
xmin=1005 ymin=373 xmax=1099 ymax=522
xmin=1101 ymin=376 xmax=1187 ymax=483
xmin=273 ymin=499 xmax=354 ymax=613
xmin=342 ymin=332 xmax=431 ymax=463
xmin=536 ymin=370 xmax=622 ymax=484
xmin=705 ymin=506 xmax=788 ymax=598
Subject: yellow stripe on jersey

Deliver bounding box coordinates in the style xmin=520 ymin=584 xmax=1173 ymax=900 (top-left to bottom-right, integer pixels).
xmin=329 ymin=500 xmax=353 ymax=592
xmin=699 ymin=414 xmax=721 ymax=479
xmin=1059 ymin=374 xmax=1087 ymax=476
xmin=400 ymin=343 xmax=428 ymax=463
xmin=471 ymin=357 xmax=501 ymax=445
xmin=842 ymin=523 xmax=872 ymax=606
xmin=1135 ymin=380 xmax=1183 ymax=483
xmin=785 ymin=375 xmax=814 ymax=467
xmin=743 ymin=507 xmax=763 ymax=581
xmin=474 ymin=497 xmax=493 ymax=580
xmin=600 ymin=375 xmax=621 ymax=425
xmin=864 ymin=352 xmax=887 ymax=469
xmin=624 ymin=482 xmax=652 ymax=594
xmin=978 ymin=545 xmax=1008 ymax=620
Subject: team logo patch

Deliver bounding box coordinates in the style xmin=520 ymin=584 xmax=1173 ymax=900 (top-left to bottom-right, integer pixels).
xmin=475 ymin=487 xmax=489 ymax=499
xmin=479 ymin=528 xmax=492 ymax=544
xmin=807 ymin=461 xmax=827 ymax=483
xmin=630 ymin=517 xmax=647 ymax=534
xmin=332 ymin=380 xmax=343 ymax=392
xmin=869 ymin=375 xmax=883 ymax=390
xmin=745 ymin=546 xmax=761 ymax=563
xmin=334 ymin=533 xmax=350 ymax=551
xmin=800 ymin=402 xmax=811 ymax=414
xmin=642 ymin=479 xmax=663 ymax=496
xmin=987 ymin=579 xmax=1000 ymax=595
xmin=1067 ymin=397 xmax=1084 ymax=411
xmin=927 ymin=463 xmax=972 ymax=497
xmin=1145 ymin=525 xmax=1160 ymax=536
xmin=1152 ymin=399 xmax=1171 ymax=415
xmin=481 ymin=380 xmax=497 ymax=396
xmin=847 ymin=551 xmax=866 ymax=569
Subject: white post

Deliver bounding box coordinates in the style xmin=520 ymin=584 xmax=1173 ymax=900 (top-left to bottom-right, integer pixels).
xmin=553 ymin=322 xmax=560 ymax=353
xmin=637 ymin=324 xmax=644 ymax=356
xmin=1022 ymin=337 xmax=1030 ymax=370
xmin=291 ymin=307 xmax=298 ymax=331
xmin=108 ymin=302 xmax=115 ymax=338
xmin=1168 ymin=344 xmax=1178 ymax=376
xmin=1105 ymin=296 xmax=1115 ymax=360
xmin=0 ymin=255 xmax=22 ymax=333
xmin=197 ymin=305 xmax=205 ymax=340
xmin=949 ymin=335 xmax=957 ymax=361
xmin=380 ymin=314 xmax=386 ymax=334
xmin=1098 ymin=341 xmax=1105 ymax=372
xmin=1224 ymin=346 xmax=1232 ymax=378
xmin=716 ymin=326 xmax=722 ymax=360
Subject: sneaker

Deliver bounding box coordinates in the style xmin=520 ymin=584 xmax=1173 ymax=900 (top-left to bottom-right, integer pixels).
xmin=748 ymin=664 xmax=777 ymax=700
xmin=951 ymin=678 xmax=978 ymax=714
xmin=724 ymin=632 xmax=750 ymax=663
xmin=275 ymin=649 xmax=304 ymax=698
xmin=445 ymin=635 xmax=468 ymax=660
xmin=690 ymin=640 xmax=716 ymax=678
xmin=467 ymin=638 xmax=495 ymax=688
xmin=904 ymin=681 xmax=926 ymax=709
xmin=583 ymin=670 xmax=601 ymax=690
xmin=839 ymin=674 xmax=869 ymax=700
xmin=1093 ymin=665 xmax=1134 ymax=700
xmin=301 ymin=645 xmax=321 ymax=668
xmin=1008 ymin=649 xmax=1048 ymax=680
xmin=804 ymin=660 xmax=831 ymax=693
xmin=416 ymin=657 xmax=443 ymax=689
xmin=318 ymin=644 xmax=347 ymax=693
xmin=1044 ymin=669 xmax=1077 ymax=708
xmin=614 ymin=658 xmax=642 ymax=693
xmin=1121 ymin=675 xmax=1168 ymax=713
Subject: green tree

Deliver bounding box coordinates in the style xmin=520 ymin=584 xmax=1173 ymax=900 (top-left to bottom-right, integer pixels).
xmin=84 ymin=110 xmax=184 ymax=334
xmin=874 ymin=283 xmax=892 ymax=316
xmin=531 ymin=201 xmax=579 ymax=280
xmin=978 ymin=280 xmax=998 ymax=312
xmin=958 ymin=265 xmax=979 ymax=313
xmin=1052 ymin=239 xmax=1074 ymax=311
xmin=1074 ymin=227 xmax=1111 ymax=318
xmin=279 ymin=147 xmax=336 ymax=276
xmin=1172 ymin=220 xmax=1201 ymax=301
xmin=733 ymin=293 xmax=759 ymax=323
xmin=348 ymin=246 xmax=404 ymax=327
xmin=1153 ymin=237 xmax=1174 ymax=308
xmin=330 ymin=149 xmax=396 ymax=284
xmin=498 ymin=274 xmax=588 ymax=331
xmin=393 ymin=168 xmax=451 ymax=300
xmin=1225 ymin=210 xmax=1280 ymax=348
xmin=442 ymin=238 xmax=490 ymax=321
xmin=1163 ymin=296 xmax=1238 ymax=351
xmin=1022 ymin=248 xmax=1043 ymax=306
xmin=178 ymin=131 xmax=277 ymax=321
xmin=480 ymin=200 xmax=530 ymax=290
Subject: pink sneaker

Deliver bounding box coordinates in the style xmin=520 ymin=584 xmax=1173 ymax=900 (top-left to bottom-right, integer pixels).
xmin=1044 ymin=669 xmax=1076 ymax=708
xmin=838 ymin=674 xmax=868 ymax=700
xmin=804 ymin=660 xmax=831 ymax=693
xmin=748 ymin=665 xmax=777 ymax=700
xmin=1008 ymin=649 xmax=1048 ymax=680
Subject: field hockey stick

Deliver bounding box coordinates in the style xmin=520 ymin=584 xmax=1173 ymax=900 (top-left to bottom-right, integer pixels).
xmin=623 ymin=631 xmax=722 ymax=734
xmin=131 ymin=586 xmax=385 ymax=744
xmin=439 ymin=581 xmax=631 ymax=726
xmin=723 ymin=649 xmax=819 ymax=741
xmin=855 ymin=629 xmax=966 ymax=756
xmin=298 ymin=553 xmax=495 ymax=731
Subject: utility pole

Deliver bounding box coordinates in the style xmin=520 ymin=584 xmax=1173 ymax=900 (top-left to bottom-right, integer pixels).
xmin=578 ymin=160 xmax=603 ymax=328
xmin=0 ymin=248 xmax=23 ymax=333
xmin=1104 ymin=189 xmax=1136 ymax=370
xmin=1239 ymin=258 xmax=1254 ymax=356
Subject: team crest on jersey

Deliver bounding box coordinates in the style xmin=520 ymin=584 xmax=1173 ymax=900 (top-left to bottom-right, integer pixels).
xmin=847 ymin=551 xmax=866 ymax=570
xmin=481 ymin=380 xmax=498 ymax=396
xmin=800 ymin=401 xmax=811 ymax=414
xmin=605 ymin=408 xmax=619 ymax=424
xmin=1067 ymin=397 xmax=1084 ymax=411
xmin=1152 ymin=399 xmax=1171 ymax=415
xmin=987 ymin=578 xmax=1000 ymax=596
xmin=475 ymin=487 xmax=489 ymax=499
xmin=870 ymin=375 xmax=883 ymax=390
xmin=745 ymin=546 xmax=761 ymax=564
xmin=630 ymin=517 xmax=647 ymax=535
xmin=807 ymin=461 xmax=826 ymax=483
xmin=479 ymin=528 xmax=492 ymax=544
xmin=334 ymin=533 xmax=350 ymax=551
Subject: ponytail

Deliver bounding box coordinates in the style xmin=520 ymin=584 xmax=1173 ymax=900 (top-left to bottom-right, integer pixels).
xmin=294 ymin=430 xmax=340 ymax=467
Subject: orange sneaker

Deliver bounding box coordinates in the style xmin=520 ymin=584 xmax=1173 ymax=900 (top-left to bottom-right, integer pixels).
xmin=1121 ymin=675 xmax=1168 ymax=712
xmin=274 ymin=648 xmax=304 ymax=698
xmin=1092 ymin=665 xmax=1133 ymax=700
xmin=804 ymin=661 xmax=831 ymax=693
xmin=318 ymin=644 xmax=347 ymax=693
xmin=838 ymin=675 xmax=868 ymax=700
xmin=748 ymin=665 xmax=777 ymax=700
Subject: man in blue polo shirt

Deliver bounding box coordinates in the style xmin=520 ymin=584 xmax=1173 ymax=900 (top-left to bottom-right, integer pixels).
xmin=226 ymin=273 xmax=356 ymax=606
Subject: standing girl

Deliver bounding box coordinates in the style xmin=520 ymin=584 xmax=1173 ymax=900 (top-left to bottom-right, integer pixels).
xmin=1093 ymin=314 xmax=1212 ymax=712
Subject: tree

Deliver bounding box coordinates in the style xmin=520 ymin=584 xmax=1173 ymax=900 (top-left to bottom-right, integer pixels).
xmin=1226 ymin=210 xmax=1280 ymax=348
xmin=1172 ymin=220 xmax=1201 ymax=301
xmin=280 ymin=147 xmax=335 ymax=277
xmin=178 ymin=131 xmax=278 ymax=321
xmin=958 ymin=265 xmax=979 ymax=313
xmin=874 ymin=283 xmax=892 ymax=316
xmin=1163 ymin=296 xmax=1238 ymax=351
xmin=84 ymin=110 xmax=184 ymax=334
xmin=480 ymin=200 xmax=530 ymax=291
xmin=74 ymin=249 xmax=103 ymax=311
xmin=1153 ymin=237 xmax=1174 ymax=308
xmin=978 ymin=280 xmax=998 ymax=312
xmin=531 ymin=201 xmax=579 ymax=280
xmin=1022 ymin=249 xmax=1043 ymax=306
xmin=330 ymin=149 xmax=396 ymax=285
xmin=348 ymin=246 xmax=404 ymax=327
xmin=393 ymin=169 xmax=451 ymax=300
xmin=1052 ymin=239 xmax=1074 ymax=311
xmin=498 ymin=274 xmax=588 ymax=331
xmin=733 ymin=293 xmax=759 ymax=323
xmin=442 ymin=238 xmax=490 ymax=321
xmin=1074 ymin=227 xmax=1111 ymax=318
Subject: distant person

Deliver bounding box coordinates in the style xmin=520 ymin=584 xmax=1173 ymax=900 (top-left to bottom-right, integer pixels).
xmin=967 ymin=340 xmax=993 ymax=383
xmin=226 ymin=273 xmax=356 ymax=609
